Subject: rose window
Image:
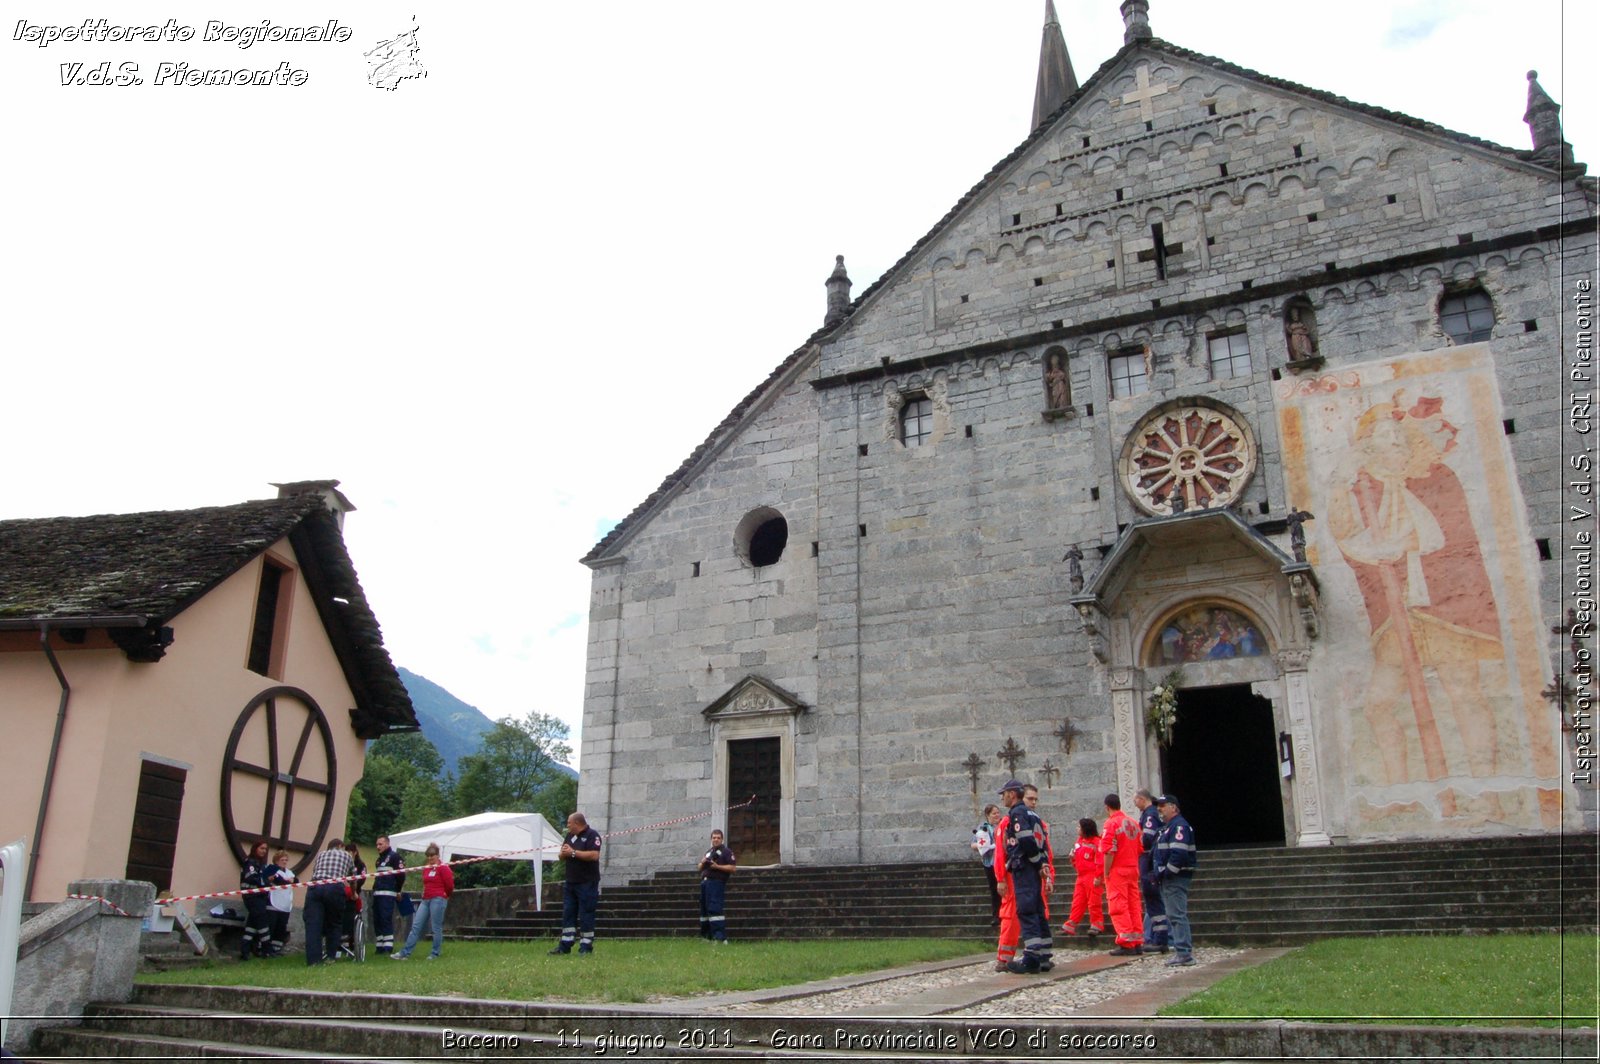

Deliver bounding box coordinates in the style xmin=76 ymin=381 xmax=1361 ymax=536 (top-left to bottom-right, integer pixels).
xmin=1122 ymin=403 xmax=1256 ymax=516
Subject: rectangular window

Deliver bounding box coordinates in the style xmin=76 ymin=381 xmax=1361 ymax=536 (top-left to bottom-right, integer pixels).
xmin=247 ymin=557 xmax=292 ymax=677
xmin=1108 ymin=348 xmax=1148 ymax=399
xmin=900 ymin=395 xmax=933 ymax=446
xmin=1208 ymin=331 xmax=1252 ymax=380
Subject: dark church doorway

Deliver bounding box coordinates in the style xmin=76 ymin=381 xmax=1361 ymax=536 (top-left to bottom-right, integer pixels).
xmin=1158 ymin=684 xmax=1285 ymax=847
xmin=727 ymin=736 xmax=781 ymax=865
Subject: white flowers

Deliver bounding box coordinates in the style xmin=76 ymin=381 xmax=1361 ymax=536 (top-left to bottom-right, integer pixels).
xmin=1146 ymin=671 xmax=1182 ymax=748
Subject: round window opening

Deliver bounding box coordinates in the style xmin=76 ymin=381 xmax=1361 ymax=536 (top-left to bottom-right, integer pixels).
xmin=735 ymin=508 xmax=789 ymax=567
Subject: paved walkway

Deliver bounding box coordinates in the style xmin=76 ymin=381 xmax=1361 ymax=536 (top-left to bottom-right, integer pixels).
xmin=655 ymin=945 xmax=1290 ymax=1018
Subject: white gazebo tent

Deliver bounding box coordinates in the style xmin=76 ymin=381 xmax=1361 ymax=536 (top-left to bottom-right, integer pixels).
xmin=387 ymin=811 xmax=563 ymax=910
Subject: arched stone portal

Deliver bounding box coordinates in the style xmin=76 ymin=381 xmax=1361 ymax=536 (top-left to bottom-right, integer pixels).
xmin=1071 ymin=510 xmax=1331 ymax=846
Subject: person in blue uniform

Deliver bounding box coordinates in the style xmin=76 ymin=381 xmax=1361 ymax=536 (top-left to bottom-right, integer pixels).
xmin=549 ymin=812 xmax=602 ymax=955
xmin=1153 ymin=794 xmax=1198 ymax=967
xmin=697 ymin=829 xmax=737 ymax=942
xmin=999 ymin=778 xmax=1054 ymax=974
xmin=1134 ymin=788 xmax=1169 ymax=953
xmin=238 ymin=838 xmax=274 ymax=960
xmin=370 ymin=834 xmax=405 ymax=954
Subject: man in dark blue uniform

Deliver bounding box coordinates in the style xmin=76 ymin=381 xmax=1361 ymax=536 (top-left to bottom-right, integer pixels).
xmin=370 ymin=834 xmax=405 ymax=954
xmin=550 ymin=812 xmax=602 ymax=955
xmin=999 ymin=778 xmax=1053 ymax=974
xmin=1153 ymin=795 xmax=1198 ymax=967
xmin=697 ymin=829 xmax=736 ymax=942
xmin=1134 ymin=788 xmax=1169 ymax=953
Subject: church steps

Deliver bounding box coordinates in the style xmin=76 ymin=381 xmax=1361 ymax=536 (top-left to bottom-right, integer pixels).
xmin=456 ymin=834 xmax=1595 ymax=944
xmin=478 ymin=885 xmax=1590 ymax=929
xmin=30 ymin=986 xmax=1586 ymax=1062
xmin=33 ymin=1005 xmax=406 ymax=1063
xmin=519 ymin=860 xmax=1589 ymax=903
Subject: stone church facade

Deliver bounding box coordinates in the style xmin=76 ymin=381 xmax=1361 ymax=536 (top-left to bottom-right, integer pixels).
xmin=579 ymin=3 xmax=1595 ymax=879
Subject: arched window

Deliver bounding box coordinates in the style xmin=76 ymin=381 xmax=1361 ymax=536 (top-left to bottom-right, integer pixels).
xmin=1439 ymin=288 xmax=1494 ymax=344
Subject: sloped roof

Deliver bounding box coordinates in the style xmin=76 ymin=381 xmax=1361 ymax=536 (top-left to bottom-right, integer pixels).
xmin=0 ymin=494 xmax=417 ymax=737
xmin=582 ymin=37 xmax=1571 ymax=566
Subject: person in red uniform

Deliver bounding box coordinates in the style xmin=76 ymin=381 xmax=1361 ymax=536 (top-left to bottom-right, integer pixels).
xmin=1100 ymin=792 xmax=1144 ymax=955
xmin=992 ymin=781 xmax=1024 ymax=972
xmin=1062 ymin=817 xmax=1106 ymax=937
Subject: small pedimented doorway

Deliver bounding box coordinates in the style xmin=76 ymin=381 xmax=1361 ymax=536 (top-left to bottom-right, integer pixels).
xmin=1159 ymin=685 xmax=1285 ymax=846
xmin=704 ymin=674 xmax=807 ymax=867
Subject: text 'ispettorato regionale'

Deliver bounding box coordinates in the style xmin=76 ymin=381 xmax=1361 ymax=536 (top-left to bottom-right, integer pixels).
xmin=14 ymin=19 xmax=353 ymax=87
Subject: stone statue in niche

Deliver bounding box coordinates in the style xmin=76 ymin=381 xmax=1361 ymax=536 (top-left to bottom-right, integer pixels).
xmin=1045 ymin=351 xmax=1071 ymax=410
xmin=1284 ymin=507 xmax=1314 ymax=563
xmin=1063 ymin=544 xmax=1085 ymax=593
xmin=1285 ymin=306 xmax=1318 ymax=363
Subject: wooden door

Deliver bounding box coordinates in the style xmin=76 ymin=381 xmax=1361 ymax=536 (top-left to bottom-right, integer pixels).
xmin=727 ymin=737 xmax=780 ymax=865
xmin=125 ymin=759 xmax=186 ymax=892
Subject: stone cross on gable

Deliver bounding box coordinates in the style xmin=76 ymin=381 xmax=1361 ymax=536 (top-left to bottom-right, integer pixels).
xmin=1121 ymin=63 xmax=1170 ymax=123
xmin=997 ymin=737 xmax=1026 ymax=775
xmin=961 ymin=752 xmax=985 ymax=795
xmin=1053 ymin=717 xmax=1081 ymax=756
xmin=1039 ymin=760 xmax=1061 ymax=790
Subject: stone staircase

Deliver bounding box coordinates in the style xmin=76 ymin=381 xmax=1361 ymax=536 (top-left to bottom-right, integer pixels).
xmin=30 ymin=980 xmax=1591 ymax=1062
xmin=458 ymin=833 xmax=1598 ymax=945
xmin=19 ymin=834 xmax=1597 ymax=1061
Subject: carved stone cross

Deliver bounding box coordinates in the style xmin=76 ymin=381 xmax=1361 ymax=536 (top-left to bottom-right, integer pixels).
xmin=1121 ymin=63 xmax=1170 ymax=122
xmin=961 ymin=752 xmax=985 ymax=795
xmin=1053 ymin=717 xmax=1081 ymax=756
xmin=997 ymin=737 xmax=1026 ymax=775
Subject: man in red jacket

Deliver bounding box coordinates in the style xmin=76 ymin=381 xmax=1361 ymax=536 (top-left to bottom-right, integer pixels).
xmin=1100 ymin=793 xmax=1144 ymax=955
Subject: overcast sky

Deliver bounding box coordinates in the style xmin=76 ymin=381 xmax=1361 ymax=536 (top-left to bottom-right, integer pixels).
xmin=5 ymin=1 xmax=1593 ymax=767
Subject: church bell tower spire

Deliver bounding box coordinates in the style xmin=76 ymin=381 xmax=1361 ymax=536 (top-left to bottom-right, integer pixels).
xmin=1031 ymin=0 xmax=1079 ymax=132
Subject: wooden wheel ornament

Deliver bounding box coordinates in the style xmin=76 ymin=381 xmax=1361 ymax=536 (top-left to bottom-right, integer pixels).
xmin=220 ymin=686 xmax=338 ymax=875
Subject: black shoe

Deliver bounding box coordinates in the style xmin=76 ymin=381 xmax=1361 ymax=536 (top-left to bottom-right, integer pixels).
xmin=1037 ymin=959 xmax=1055 ymax=972
xmin=547 ymin=946 xmax=571 ymax=955
xmin=577 ymin=947 xmax=593 ymax=956
xmin=1005 ymin=957 xmax=1041 ymax=975
xmin=1109 ymin=946 xmax=1142 ymax=956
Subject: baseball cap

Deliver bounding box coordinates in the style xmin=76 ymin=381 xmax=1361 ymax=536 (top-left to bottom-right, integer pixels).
xmin=998 ymin=779 xmax=1026 ymax=795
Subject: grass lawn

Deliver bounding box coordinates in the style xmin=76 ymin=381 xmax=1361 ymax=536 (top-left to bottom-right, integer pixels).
xmin=1162 ymin=934 xmax=1598 ymax=1027
xmin=138 ymin=938 xmax=988 ymax=1004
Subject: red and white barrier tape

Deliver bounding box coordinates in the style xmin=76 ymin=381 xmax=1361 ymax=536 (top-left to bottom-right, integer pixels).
xmin=67 ymin=795 xmax=758 ymax=917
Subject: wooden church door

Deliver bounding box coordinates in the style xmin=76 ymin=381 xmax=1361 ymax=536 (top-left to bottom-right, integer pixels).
xmin=727 ymin=736 xmax=781 ymax=865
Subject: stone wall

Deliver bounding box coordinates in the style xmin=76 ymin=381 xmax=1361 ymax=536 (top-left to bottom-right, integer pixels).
xmin=5 ymin=879 xmax=153 ymax=1054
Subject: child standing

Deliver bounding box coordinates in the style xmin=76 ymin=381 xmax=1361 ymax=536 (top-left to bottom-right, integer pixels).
xmin=1062 ymin=818 xmax=1106 ymax=938
xmin=267 ymin=851 xmax=296 ymax=955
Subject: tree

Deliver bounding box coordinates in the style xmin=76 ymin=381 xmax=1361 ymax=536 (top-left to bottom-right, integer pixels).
xmin=369 ymin=730 xmax=446 ymax=778
xmin=453 ymin=712 xmax=573 ymax=814
xmin=345 ymin=731 xmax=450 ymax=843
xmin=450 ymin=712 xmax=576 ymax=889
